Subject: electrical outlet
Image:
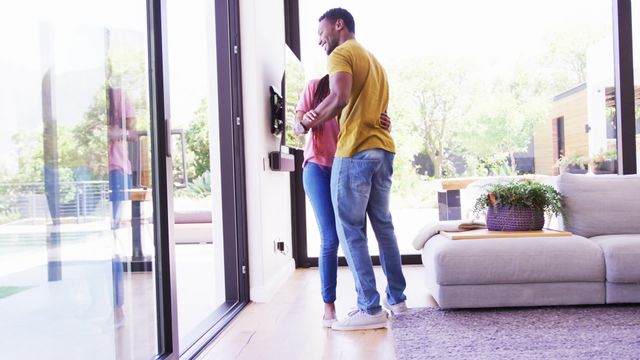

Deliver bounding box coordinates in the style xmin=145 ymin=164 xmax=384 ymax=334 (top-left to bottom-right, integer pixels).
xmin=273 ymin=239 xmax=285 ymax=254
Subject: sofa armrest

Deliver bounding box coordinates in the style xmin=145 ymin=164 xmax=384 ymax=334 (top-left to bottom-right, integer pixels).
xmin=413 ymin=220 xmax=485 ymax=250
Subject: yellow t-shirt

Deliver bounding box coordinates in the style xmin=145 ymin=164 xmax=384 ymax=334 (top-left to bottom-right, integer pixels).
xmin=327 ymin=39 xmax=395 ymax=157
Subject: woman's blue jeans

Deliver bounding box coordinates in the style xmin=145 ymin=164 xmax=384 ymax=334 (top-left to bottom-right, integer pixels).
xmin=109 ymin=170 xmax=130 ymax=307
xmin=330 ymin=149 xmax=407 ymax=314
xmin=303 ymin=162 xmax=339 ymax=304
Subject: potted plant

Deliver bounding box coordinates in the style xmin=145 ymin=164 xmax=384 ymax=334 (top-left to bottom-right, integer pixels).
xmin=556 ymin=154 xmax=588 ymax=174
xmin=591 ymin=149 xmax=617 ymax=175
xmin=473 ymin=179 xmax=564 ymax=231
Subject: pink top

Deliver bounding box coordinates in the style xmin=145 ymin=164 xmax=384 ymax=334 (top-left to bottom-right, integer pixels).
xmin=108 ymin=88 xmax=136 ymax=174
xmin=296 ymin=79 xmax=339 ymax=167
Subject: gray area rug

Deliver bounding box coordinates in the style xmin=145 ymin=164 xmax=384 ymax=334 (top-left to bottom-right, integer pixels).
xmin=392 ymin=305 xmax=640 ymax=360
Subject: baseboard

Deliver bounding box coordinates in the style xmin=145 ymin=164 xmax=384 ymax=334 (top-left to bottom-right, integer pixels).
xmin=250 ymin=259 xmax=295 ymax=303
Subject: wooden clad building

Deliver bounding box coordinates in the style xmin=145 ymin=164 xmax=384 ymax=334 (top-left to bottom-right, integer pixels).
xmin=533 ymin=83 xmax=590 ymax=175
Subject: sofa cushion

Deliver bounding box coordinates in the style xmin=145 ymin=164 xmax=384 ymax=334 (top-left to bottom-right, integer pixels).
xmin=174 ymin=210 xmax=212 ymax=224
xmin=590 ymin=234 xmax=640 ymax=283
xmin=175 ymin=223 xmax=213 ymax=243
xmin=421 ymin=234 xmax=604 ymax=286
xmin=558 ymin=173 xmax=640 ymax=238
xmin=173 ymin=197 xmax=213 ymax=224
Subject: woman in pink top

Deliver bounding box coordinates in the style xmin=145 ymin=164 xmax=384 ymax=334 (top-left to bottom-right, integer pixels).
xmin=107 ymin=85 xmax=136 ymax=328
xmin=108 ymin=87 xmax=136 ymax=223
xmin=296 ymin=75 xmax=391 ymax=327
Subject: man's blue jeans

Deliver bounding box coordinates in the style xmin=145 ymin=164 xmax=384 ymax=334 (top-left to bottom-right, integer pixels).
xmin=303 ymin=162 xmax=339 ymax=303
xmin=331 ymin=148 xmax=407 ymax=314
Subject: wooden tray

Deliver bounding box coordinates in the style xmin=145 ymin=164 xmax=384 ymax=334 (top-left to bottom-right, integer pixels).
xmin=128 ymin=188 xmax=152 ymax=202
xmin=441 ymin=228 xmax=572 ymax=240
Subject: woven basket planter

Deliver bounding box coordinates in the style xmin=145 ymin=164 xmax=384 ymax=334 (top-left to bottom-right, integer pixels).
xmin=562 ymin=164 xmax=588 ymax=174
xmin=486 ymin=206 xmax=545 ymax=231
xmin=592 ymin=160 xmax=617 ymax=175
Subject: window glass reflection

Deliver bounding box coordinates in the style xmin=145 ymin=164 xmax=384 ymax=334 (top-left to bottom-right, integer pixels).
xmin=0 ymin=2 xmax=157 ymax=359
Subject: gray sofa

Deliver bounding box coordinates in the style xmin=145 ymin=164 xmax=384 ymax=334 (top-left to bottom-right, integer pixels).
xmin=417 ymin=173 xmax=640 ymax=308
xmin=561 ymin=173 xmax=640 ymax=304
xmin=174 ymin=209 xmax=212 ymax=244
xmin=174 ymin=198 xmax=213 ymax=244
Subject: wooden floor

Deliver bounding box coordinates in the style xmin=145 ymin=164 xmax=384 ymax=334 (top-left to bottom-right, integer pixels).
xmin=199 ymin=265 xmax=436 ymax=360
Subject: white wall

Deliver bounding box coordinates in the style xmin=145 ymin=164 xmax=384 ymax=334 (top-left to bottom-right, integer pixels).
xmin=239 ymin=0 xmax=295 ymax=302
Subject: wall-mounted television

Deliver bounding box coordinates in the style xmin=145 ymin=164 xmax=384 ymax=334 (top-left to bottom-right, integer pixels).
xmin=267 ymin=45 xmax=304 ymax=172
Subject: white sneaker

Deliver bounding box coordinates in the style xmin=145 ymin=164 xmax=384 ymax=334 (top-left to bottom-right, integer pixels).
xmin=382 ymin=298 xmax=408 ymax=315
xmin=331 ymin=309 xmax=388 ymax=331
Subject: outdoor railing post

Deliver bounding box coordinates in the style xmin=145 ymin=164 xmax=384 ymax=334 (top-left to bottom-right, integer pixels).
xmin=75 ymin=183 xmax=80 ymax=224
xmin=82 ymin=182 xmax=87 ymax=222
xmin=30 ymin=189 xmax=35 ymax=225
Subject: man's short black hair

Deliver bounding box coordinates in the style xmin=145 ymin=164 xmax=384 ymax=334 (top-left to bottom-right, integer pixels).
xmin=319 ymin=8 xmax=355 ymax=33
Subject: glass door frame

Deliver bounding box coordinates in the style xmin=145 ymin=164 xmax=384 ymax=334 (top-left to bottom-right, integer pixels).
xmin=147 ymin=0 xmax=249 ymax=358
xmin=614 ymin=0 xmax=638 ymax=174
xmin=180 ymin=0 xmax=251 ymax=357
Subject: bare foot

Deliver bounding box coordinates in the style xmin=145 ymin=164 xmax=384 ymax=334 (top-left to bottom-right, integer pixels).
xmin=324 ymin=302 xmax=336 ymax=320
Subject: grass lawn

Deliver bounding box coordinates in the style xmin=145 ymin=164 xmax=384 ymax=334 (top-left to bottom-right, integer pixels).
xmin=0 ymin=286 xmax=32 ymax=299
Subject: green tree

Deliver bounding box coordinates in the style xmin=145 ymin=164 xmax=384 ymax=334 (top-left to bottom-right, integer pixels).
xmin=456 ymin=65 xmax=549 ymax=175
xmin=185 ymin=99 xmax=210 ymax=179
xmin=73 ymin=90 xmax=108 ymax=179
xmin=10 ymin=131 xmax=44 ymax=183
xmin=541 ymin=24 xmax=609 ymax=93
xmin=284 ymin=54 xmax=306 ymax=149
xmin=390 ymin=58 xmax=471 ymax=179
xmin=73 ymin=49 xmax=149 ymax=181
xmin=9 ymin=127 xmax=79 ymax=203
xmin=5 ymin=49 xmax=149 ymax=185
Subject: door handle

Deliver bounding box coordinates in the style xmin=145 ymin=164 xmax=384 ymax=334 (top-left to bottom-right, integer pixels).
xmin=165 ymin=118 xmax=172 ymax=158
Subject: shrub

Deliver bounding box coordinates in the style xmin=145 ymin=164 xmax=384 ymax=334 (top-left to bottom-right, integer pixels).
xmin=473 ymin=179 xmax=564 ymax=219
xmin=556 ymin=153 xmax=588 ymax=170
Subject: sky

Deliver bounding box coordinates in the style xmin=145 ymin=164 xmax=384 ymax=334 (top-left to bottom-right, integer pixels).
xmin=298 ymin=0 xmax=613 ymax=79
xmin=0 ymin=0 xmax=150 ymax=175
xmin=0 ymin=0 xmax=210 ymax=177
xmin=0 ymin=0 xmax=630 ymax=178
xmin=0 ymin=0 xmax=210 ymax=122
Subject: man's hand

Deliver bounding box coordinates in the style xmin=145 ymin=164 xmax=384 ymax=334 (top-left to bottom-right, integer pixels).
xmin=380 ymin=112 xmax=392 ymax=132
xmin=294 ymin=110 xmax=318 ymax=135
xmin=302 ymin=110 xmax=318 ymax=126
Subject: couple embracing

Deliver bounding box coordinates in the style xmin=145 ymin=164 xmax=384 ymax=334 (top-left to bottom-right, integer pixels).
xmin=295 ymin=8 xmax=407 ymax=331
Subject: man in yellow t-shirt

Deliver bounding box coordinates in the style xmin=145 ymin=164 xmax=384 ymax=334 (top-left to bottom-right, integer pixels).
xmin=298 ymin=7 xmax=407 ymax=331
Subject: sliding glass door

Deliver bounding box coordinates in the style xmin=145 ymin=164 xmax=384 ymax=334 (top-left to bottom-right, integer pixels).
xmin=0 ymin=0 xmax=248 ymax=358
xmin=0 ymin=0 xmax=163 ymax=358
xmin=165 ymin=0 xmax=248 ymax=356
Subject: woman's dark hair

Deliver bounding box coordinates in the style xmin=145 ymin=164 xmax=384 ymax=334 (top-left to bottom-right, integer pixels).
xmin=312 ymin=75 xmax=330 ymax=109
xmin=319 ymin=8 xmax=355 ymax=33
xmin=311 ymin=75 xmax=331 ymax=157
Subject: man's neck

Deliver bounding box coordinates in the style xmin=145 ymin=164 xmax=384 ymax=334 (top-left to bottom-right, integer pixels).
xmin=338 ymin=33 xmax=355 ymax=46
